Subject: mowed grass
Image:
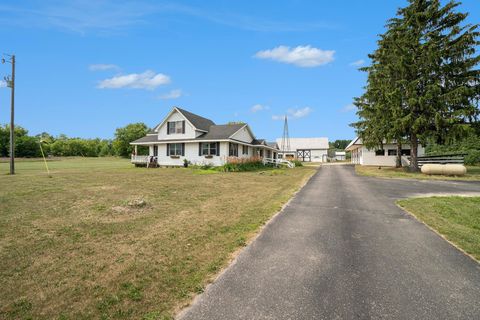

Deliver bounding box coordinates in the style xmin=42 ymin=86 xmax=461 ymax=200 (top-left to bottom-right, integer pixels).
xmin=0 ymin=157 xmax=316 ymax=319
xmin=397 ymin=197 xmax=480 ymax=261
xmin=356 ymin=165 xmax=480 ymax=181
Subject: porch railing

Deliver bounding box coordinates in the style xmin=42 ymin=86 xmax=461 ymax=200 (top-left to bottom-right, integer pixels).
xmin=263 ymin=157 xmax=295 ymax=168
xmin=131 ymin=155 xmax=149 ymax=164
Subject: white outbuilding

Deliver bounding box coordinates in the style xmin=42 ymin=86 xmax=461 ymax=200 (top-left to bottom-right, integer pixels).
xmin=276 ymin=137 xmax=329 ymax=162
xmin=345 ymin=137 xmax=425 ymax=166
xmin=335 ymin=151 xmax=346 ymax=161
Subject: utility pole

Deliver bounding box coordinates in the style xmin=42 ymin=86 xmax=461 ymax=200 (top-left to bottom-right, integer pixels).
xmin=9 ymin=55 xmax=15 ymax=175
xmin=2 ymin=54 xmax=15 ymax=174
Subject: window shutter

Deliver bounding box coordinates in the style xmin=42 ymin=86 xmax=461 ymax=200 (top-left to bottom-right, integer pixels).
xmin=216 ymin=142 xmax=220 ymax=156
xmin=181 ymin=143 xmax=185 ymax=156
xmin=182 ymin=120 xmax=185 ymax=134
xmin=166 ymin=143 xmax=170 ymax=156
xmin=167 ymin=122 xmax=170 ymax=135
xmin=199 ymin=143 xmax=202 ymax=156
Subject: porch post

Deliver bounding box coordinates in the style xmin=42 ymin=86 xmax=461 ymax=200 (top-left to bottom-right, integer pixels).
xmin=134 ymin=145 xmax=137 ymax=155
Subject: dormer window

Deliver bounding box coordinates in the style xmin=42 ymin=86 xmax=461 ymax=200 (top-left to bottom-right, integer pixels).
xmin=167 ymin=121 xmax=185 ymax=134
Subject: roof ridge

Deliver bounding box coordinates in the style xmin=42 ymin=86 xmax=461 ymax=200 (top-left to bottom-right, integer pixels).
xmin=174 ymin=107 xmax=215 ymax=131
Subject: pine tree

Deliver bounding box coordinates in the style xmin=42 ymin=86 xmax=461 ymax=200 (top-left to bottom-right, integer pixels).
xmin=353 ymin=0 xmax=480 ymax=170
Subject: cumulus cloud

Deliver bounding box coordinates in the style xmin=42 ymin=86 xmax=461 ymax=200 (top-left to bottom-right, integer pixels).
xmin=272 ymin=107 xmax=313 ymax=120
xmin=340 ymin=104 xmax=356 ymax=112
xmin=97 ymin=70 xmax=171 ymax=90
xmin=251 ymin=104 xmax=269 ymax=113
xmin=89 ymin=64 xmax=120 ymax=71
xmin=349 ymin=59 xmax=365 ymax=67
xmin=158 ymin=89 xmax=182 ymax=100
xmin=254 ymin=45 xmax=335 ymax=67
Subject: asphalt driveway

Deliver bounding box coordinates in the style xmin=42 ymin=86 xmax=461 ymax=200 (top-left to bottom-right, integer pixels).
xmin=179 ymin=165 xmax=480 ymax=320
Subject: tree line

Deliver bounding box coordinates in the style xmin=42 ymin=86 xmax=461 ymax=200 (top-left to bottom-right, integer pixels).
xmin=0 ymin=123 xmax=149 ymax=158
xmin=352 ymin=0 xmax=480 ymax=170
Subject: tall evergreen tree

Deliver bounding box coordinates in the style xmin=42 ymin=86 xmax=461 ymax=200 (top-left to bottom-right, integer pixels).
xmin=353 ymin=0 xmax=480 ymax=170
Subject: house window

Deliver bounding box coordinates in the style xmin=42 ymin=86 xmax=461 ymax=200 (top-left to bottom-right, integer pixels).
xmin=201 ymin=142 xmax=217 ymax=156
xmin=168 ymin=143 xmax=183 ymax=156
xmin=167 ymin=121 xmax=184 ymax=134
xmin=401 ymin=149 xmax=411 ymax=156
xmin=242 ymin=145 xmax=248 ymax=155
xmin=388 ymin=149 xmax=397 ymax=156
xmin=153 ymin=145 xmax=158 ymax=156
xmin=229 ymin=143 xmax=238 ymax=157
xmin=375 ymin=149 xmax=385 ymax=156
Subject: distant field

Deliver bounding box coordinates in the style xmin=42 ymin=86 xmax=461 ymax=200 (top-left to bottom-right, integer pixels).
xmin=356 ymin=165 xmax=480 ymax=181
xmin=0 ymin=157 xmax=315 ymax=319
xmin=397 ymin=197 xmax=480 ymax=261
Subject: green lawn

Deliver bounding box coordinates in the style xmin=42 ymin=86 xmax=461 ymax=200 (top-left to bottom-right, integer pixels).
xmin=397 ymin=197 xmax=480 ymax=261
xmin=356 ymin=165 xmax=480 ymax=181
xmin=0 ymin=157 xmax=316 ymax=320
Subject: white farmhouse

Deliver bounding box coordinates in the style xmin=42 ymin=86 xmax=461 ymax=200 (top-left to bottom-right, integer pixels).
xmin=276 ymin=137 xmax=329 ymax=162
xmin=130 ymin=107 xmax=279 ymax=167
xmin=345 ymin=137 xmax=425 ymax=166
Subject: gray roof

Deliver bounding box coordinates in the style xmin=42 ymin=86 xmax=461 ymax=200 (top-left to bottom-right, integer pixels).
xmin=267 ymin=142 xmax=278 ymax=148
xmin=131 ymin=124 xmax=247 ymax=144
xmin=198 ymin=124 xmax=245 ymax=140
xmin=131 ymin=135 xmax=159 ymax=144
xmin=176 ymin=107 xmax=215 ymax=131
xmin=252 ymin=139 xmax=266 ymax=145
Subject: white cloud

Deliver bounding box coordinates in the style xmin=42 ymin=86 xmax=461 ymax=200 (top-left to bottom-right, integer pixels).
xmin=158 ymin=89 xmax=182 ymax=100
xmin=89 ymin=64 xmax=120 ymax=71
xmin=0 ymin=80 xmax=7 ymax=88
xmin=97 ymin=70 xmax=171 ymax=90
xmin=349 ymin=59 xmax=365 ymax=67
xmin=272 ymin=107 xmax=313 ymax=120
xmin=254 ymin=45 xmax=335 ymax=67
xmin=288 ymin=107 xmax=312 ymax=118
xmin=251 ymin=104 xmax=269 ymax=113
xmin=340 ymin=104 xmax=356 ymax=112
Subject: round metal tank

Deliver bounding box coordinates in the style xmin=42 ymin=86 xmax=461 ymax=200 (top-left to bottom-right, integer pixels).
xmin=421 ymin=164 xmax=467 ymax=176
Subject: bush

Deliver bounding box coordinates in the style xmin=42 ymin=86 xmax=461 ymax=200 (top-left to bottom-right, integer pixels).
xmin=200 ymin=163 xmax=214 ymax=170
xmin=292 ymin=160 xmax=303 ymax=167
xmin=465 ymin=150 xmax=480 ymax=165
xmin=221 ymin=157 xmax=266 ymax=172
xmin=16 ymin=136 xmax=41 ymax=157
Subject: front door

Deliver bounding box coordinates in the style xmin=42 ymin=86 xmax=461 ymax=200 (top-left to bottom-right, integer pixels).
xmin=297 ymin=150 xmax=311 ymax=162
xmin=153 ymin=145 xmax=158 ymax=156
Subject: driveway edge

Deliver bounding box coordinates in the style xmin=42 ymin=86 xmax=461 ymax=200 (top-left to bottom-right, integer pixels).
xmin=175 ymin=166 xmax=320 ymax=319
xmin=395 ymin=201 xmax=480 ymax=265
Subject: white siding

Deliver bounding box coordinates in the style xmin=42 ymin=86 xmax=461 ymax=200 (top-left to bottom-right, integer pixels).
xmin=230 ymin=126 xmax=253 ymax=143
xmin=150 ymin=142 xmax=228 ymax=166
xmin=352 ymin=144 xmax=425 ymax=166
xmin=310 ymin=149 xmax=328 ymax=162
xmin=157 ymin=110 xmax=199 ymax=140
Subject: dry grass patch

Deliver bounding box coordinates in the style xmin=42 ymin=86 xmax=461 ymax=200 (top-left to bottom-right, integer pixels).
xmin=0 ymin=158 xmax=315 ymax=319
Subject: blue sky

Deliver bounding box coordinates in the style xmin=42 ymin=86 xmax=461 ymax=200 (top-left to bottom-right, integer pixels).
xmin=0 ymin=0 xmax=478 ymax=141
